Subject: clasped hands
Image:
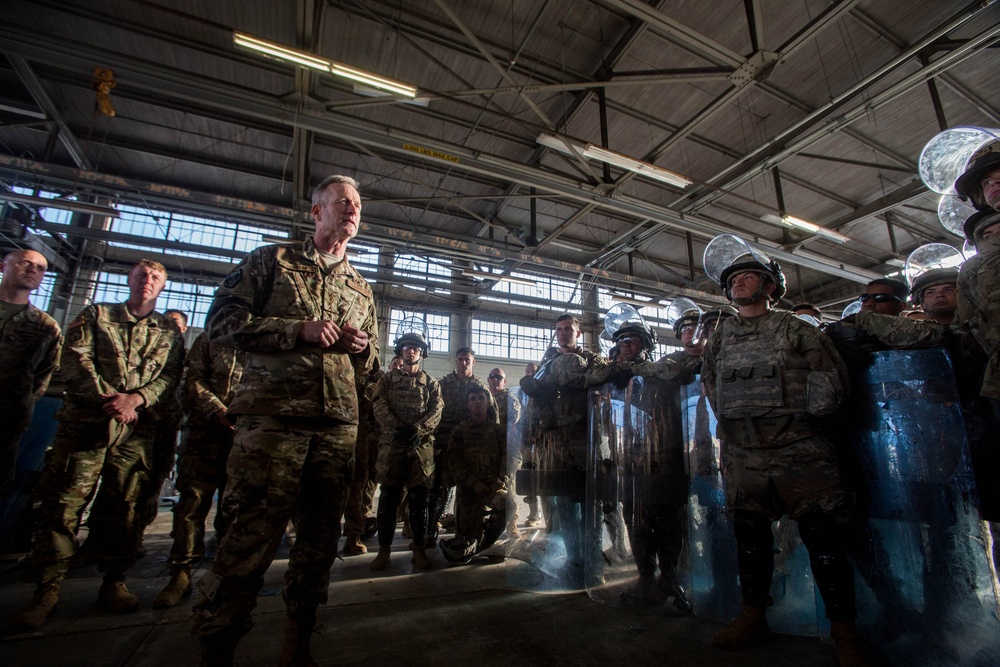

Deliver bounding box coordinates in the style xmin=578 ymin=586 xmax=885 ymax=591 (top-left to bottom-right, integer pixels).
xmin=298 ymin=320 xmax=368 ymax=354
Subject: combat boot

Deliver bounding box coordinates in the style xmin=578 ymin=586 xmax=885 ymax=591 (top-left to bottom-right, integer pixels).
xmin=343 ymin=534 xmax=367 ymax=556
xmin=830 ymin=621 xmax=876 ymax=667
xmin=153 ymin=567 xmax=192 ymax=609
xmin=11 ymin=582 xmax=60 ymax=630
xmin=411 ymin=545 xmax=432 ymax=569
xmin=277 ymin=613 xmax=319 ymax=667
xmin=369 ymin=548 xmax=392 ymax=571
xmin=98 ymin=574 xmax=140 ymax=613
xmin=713 ymin=605 xmax=770 ymax=649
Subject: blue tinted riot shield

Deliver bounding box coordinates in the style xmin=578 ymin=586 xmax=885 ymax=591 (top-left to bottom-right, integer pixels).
xmin=682 ymin=378 xmax=822 ymax=635
xmin=844 ymin=348 xmax=1000 ymax=666
xmin=505 ymin=356 xmax=593 ymax=591
xmin=586 ymin=376 xmax=692 ymax=614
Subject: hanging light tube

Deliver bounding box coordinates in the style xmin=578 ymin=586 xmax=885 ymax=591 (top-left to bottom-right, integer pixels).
xmin=2 ymin=192 xmax=119 ymax=218
xmin=234 ymin=32 xmax=417 ymax=98
xmin=464 ymin=270 xmax=538 ymax=286
xmin=612 ymin=296 xmax=667 ymax=310
xmin=761 ymin=213 xmax=851 ymax=244
xmin=536 ymin=133 xmax=692 ymax=189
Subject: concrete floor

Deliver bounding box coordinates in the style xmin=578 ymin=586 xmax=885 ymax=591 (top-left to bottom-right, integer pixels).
xmin=0 ymin=510 xmax=841 ymax=667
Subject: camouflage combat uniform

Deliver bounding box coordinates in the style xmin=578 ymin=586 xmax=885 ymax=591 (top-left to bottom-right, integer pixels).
xmin=958 ymin=245 xmax=1000 ymax=399
xmin=448 ymin=415 xmax=507 ymax=543
xmin=167 ymin=331 xmax=245 ymax=569
xmin=27 ymin=303 xmax=184 ymax=585
xmin=372 ymin=367 xmax=443 ymax=549
xmin=192 ymin=237 xmax=377 ymax=640
xmin=0 ymin=299 xmax=61 ymax=488
xmin=702 ymin=309 xmax=850 ymax=519
xmin=344 ymin=365 xmax=383 ymax=540
xmin=702 ymin=308 xmax=858 ymax=621
xmin=493 ymin=387 xmax=522 ymax=430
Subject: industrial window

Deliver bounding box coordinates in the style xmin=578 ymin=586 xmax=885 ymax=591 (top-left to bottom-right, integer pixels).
xmin=392 ymin=254 xmax=451 ymax=294
xmin=88 ymin=271 xmax=216 ymax=330
xmin=471 ymin=319 xmax=556 ymax=362
xmin=479 ymin=270 xmax=583 ymax=312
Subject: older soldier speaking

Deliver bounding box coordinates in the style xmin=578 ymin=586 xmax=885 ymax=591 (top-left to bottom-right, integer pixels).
xmin=0 ymin=249 xmax=61 ymax=490
xmin=191 ymin=175 xmax=378 ymax=667
xmin=14 ymin=259 xmax=184 ymax=629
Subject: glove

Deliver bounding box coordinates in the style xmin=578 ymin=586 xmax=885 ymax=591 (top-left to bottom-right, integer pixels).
xmin=822 ymin=321 xmax=874 ymax=371
xmin=610 ymin=361 xmax=635 ymax=389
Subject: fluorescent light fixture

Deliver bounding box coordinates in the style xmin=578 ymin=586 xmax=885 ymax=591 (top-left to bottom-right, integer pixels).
xmin=234 ymin=32 xmax=330 ymax=71
xmin=234 ymin=32 xmax=417 ymax=98
xmin=613 ymin=296 xmax=667 ymax=310
xmin=761 ymin=213 xmax=851 ymax=244
xmin=550 ymin=240 xmax=590 ymax=252
xmin=884 ymin=258 xmax=906 ymax=268
xmin=536 ymin=133 xmax=692 ymax=189
xmin=464 ymin=270 xmax=537 ymax=286
xmin=2 ymin=192 xmax=119 ymax=218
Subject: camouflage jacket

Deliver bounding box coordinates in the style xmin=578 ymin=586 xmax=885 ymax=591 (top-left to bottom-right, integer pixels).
xmin=0 ymin=300 xmax=62 ymax=430
xmin=373 ymin=368 xmax=444 ymax=444
xmin=58 ymin=302 xmax=185 ymax=423
xmin=493 ymin=387 xmax=522 ymax=428
xmin=847 ymin=311 xmax=950 ymax=350
xmin=183 ymin=331 xmax=246 ymax=426
xmin=525 ymin=346 xmax=607 ymax=430
xmin=447 ymin=418 xmax=507 ymax=497
xmin=206 ymin=237 xmax=378 ymax=422
xmin=702 ymin=309 xmax=848 ymax=448
xmin=958 ymin=248 xmax=1000 ymax=398
xmin=437 ymin=372 xmax=489 ymax=441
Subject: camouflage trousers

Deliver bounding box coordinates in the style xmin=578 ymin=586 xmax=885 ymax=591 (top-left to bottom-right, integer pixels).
xmin=138 ymin=425 xmax=181 ymax=529
xmin=191 ymin=415 xmax=356 ymax=639
xmin=375 ymin=439 xmax=434 ymax=488
xmin=0 ymin=404 xmax=29 ymax=490
xmin=166 ymin=423 xmax=234 ymax=569
xmin=723 ymin=434 xmax=853 ymax=521
xmin=455 ymin=485 xmax=499 ymax=542
xmin=344 ymin=420 xmax=378 ymax=537
xmin=27 ymin=419 xmax=153 ymax=585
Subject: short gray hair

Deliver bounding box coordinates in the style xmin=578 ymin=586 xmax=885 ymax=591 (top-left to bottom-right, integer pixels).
xmin=312 ymin=175 xmax=360 ymax=206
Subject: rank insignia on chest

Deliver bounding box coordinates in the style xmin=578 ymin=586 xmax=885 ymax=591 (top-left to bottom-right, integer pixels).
xmin=346 ymin=277 xmax=371 ymax=297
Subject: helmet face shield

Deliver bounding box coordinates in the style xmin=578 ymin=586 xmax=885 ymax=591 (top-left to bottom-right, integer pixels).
xmin=904 ymin=244 xmax=964 ymax=304
xmin=919 ymin=126 xmax=1000 ymax=196
xmin=704 ymin=234 xmax=786 ymax=302
xmin=604 ymin=303 xmax=657 ymax=358
xmin=394 ymin=316 xmax=430 ymax=358
xmin=692 ymin=306 xmax=737 ymax=345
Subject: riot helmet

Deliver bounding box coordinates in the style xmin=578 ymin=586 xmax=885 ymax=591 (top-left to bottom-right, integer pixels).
xmin=704 ymin=234 xmax=786 ymax=303
xmin=904 ymin=244 xmax=963 ymax=305
xmin=955 ymin=142 xmax=1000 ymax=210
xmin=666 ymin=297 xmax=702 ymax=340
xmin=691 ymin=305 xmax=738 ymax=345
xmin=604 ymin=303 xmax=656 ymax=358
xmin=963 ymin=210 xmax=1000 ymax=249
xmin=393 ymin=316 xmax=430 ymax=358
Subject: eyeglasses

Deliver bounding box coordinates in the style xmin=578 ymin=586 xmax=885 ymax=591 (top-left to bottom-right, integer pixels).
xmin=488 ymin=373 xmax=505 ymax=380
xmin=858 ymin=293 xmax=902 ymax=304
xmin=617 ymin=336 xmax=642 ymax=346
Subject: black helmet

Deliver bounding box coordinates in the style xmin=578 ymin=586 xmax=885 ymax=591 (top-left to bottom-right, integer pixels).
xmin=909 ymin=268 xmax=959 ymax=305
xmin=719 ymin=253 xmax=787 ymax=302
xmin=963 ymin=210 xmax=1000 ymax=247
xmin=671 ymin=309 xmax=701 ymax=339
xmin=955 ymin=143 xmax=1000 ymax=210
xmin=394 ymin=332 xmax=429 ymax=358
xmin=612 ymin=321 xmax=657 ymax=355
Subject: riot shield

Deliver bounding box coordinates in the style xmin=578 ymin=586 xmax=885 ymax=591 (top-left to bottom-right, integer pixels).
xmin=845 ymin=348 xmax=1000 ymax=666
xmin=504 ymin=364 xmax=594 ymax=591
xmin=681 ymin=377 xmax=822 ymax=635
xmin=585 ymin=376 xmax=692 ymax=614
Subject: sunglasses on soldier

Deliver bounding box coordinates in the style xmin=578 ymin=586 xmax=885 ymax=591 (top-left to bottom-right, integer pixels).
xmin=857 ymin=293 xmax=902 ymax=304
xmin=488 ymin=373 xmax=504 ymax=380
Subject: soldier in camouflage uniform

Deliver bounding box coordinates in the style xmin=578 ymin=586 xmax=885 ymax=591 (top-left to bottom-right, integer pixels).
xmin=136 ymin=309 xmax=189 ymax=557
xmin=190 ymin=176 xmax=378 ymax=667
xmin=701 ymin=249 xmax=871 ymax=667
xmin=430 ymin=347 xmax=488 ymax=545
xmin=443 ymin=385 xmax=507 ymax=563
xmin=520 ymin=314 xmax=608 ymax=578
xmin=0 ymin=249 xmax=61 ymax=490
xmin=369 ymin=329 xmax=443 ymax=571
xmin=153 ymin=331 xmax=245 ymax=608
xmin=661 ymin=305 xmax=705 ymax=366
xmin=487 ymin=367 xmax=522 ymax=429
xmin=13 ymin=259 xmax=184 ymax=630
xmin=342 ymin=360 xmax=383 ymax=556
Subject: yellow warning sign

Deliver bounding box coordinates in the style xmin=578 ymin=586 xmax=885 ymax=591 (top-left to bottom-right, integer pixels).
xmin=403 ymin=143 xmax=460 ymax=163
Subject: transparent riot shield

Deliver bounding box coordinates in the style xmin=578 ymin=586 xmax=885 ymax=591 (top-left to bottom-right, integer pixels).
xmin=585 ymin=376 xmax=692 ymax=614
xmin=504 ymin=369 xmax=593 ymax=591
xmin=845 ymin=349 xmax=1000 ymax=666
xmin=682 ymin=376 xmax=822 ymax=635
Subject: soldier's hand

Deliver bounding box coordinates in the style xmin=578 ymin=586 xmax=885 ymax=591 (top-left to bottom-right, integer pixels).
xmin=102 ymin=392 xmax=143 ymax=424
xmin=334 ymin=323 xmax=369 ymax=354
xmin=299 ymin=320 xmax=342 ymax=347
xmin=214 ymin=408 xmax=236 ymax=432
